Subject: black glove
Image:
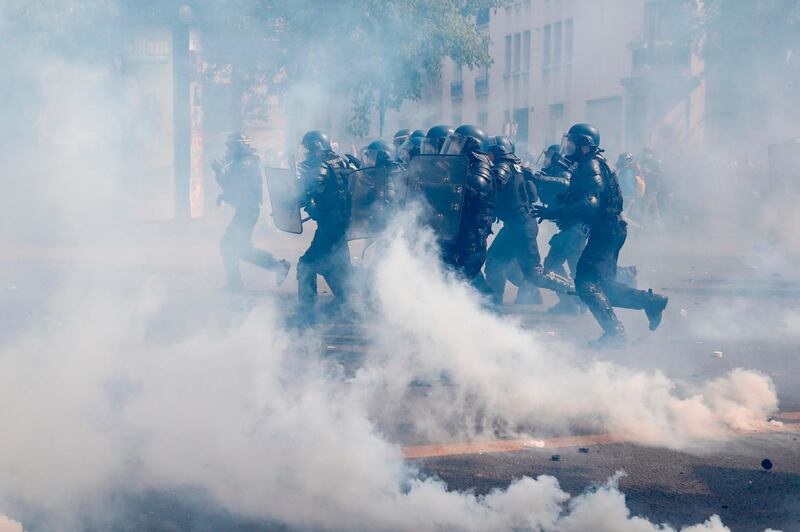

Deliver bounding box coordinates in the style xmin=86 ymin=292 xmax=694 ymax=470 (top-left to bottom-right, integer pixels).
xmin=532 ymin=204 xmax=557 ymax=223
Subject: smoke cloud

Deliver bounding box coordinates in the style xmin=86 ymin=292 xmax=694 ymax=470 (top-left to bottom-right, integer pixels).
xmin=0 ymin=1 xmax=795 ymax=531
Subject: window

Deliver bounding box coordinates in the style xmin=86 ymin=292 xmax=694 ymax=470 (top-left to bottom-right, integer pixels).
xmin=644 ymin=4 xmax=660 ymax=42
xmin=513 ymin=33 xmax=521 ymax=73
xmin=453 ymin=62 xmax=463 ymax=82
xmin=542 ymin=25 xmax=551 ymax=68
xmin=523 ymin=31 xmax=531 ymax=72
xmin=477 ymin=112 xmax=488 ymax=129
xmin=513 ymin=108 xmax=529 ymax=146
xmin=504 ymin=35 xmax=512 ymax=75
xmin=565 ymin=19 xmax=574 ymax=64
xmin=554 ymin=21 xmax=562 ymax=66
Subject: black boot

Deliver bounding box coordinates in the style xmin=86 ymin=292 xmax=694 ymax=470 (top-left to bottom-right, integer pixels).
xmin=644 ymin=289 xmax=668 ymax=331
xmin=578 ymin=281 xmax=627 ymax=348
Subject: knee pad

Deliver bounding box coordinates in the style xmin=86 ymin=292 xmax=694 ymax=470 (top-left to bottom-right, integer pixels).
xmin=575 ymin=279 xmax=597 ymax=300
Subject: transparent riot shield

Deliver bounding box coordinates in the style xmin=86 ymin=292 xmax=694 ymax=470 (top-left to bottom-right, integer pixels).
xmin=264 ymin=166 xmax=303 ymax=234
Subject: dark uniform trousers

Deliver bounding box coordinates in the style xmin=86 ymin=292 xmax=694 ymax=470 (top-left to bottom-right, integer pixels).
xmin=543 ymin=223 xmax=588 ymax=279
xmin=296 ymin=222 xmax=351 ymax=308
xmin=221 ymin=205 xmax=282 ymax=288
xmin=575 ymin=216 xmax=654 ymax=332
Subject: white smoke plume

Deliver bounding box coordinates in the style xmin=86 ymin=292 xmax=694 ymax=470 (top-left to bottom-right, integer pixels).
xmin=0 ymin=270 xmax=747 ymax=531
xmin=0 ymin=2 xmax=792 ymax=531
xmin=0 ymin=515 xmax=23 ymax=532
xmin=355 ymin=213 xmax=778 ymax=447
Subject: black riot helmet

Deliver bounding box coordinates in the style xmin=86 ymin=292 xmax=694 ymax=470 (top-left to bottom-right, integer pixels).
xmin=299 ymin=130 xmax=331 ymax=162
xmin=487 ymin=135 xmax=515 ymax=157
xmin=561 ymin=123 xmax=600 ymax=158
xmin=421 ymin=125 xmax=454 ymax=154
xmin=617 ymin=152 xmax=635 ymax=167
xmin=393 ymin=128 xmax=412 ymax=149
xmin=226 ymin=131 xmax=253 ymax=154
xmin=363 ymin=139 xmax=394 ymax=167
xmin=410 ymin=129 xmax=426 ymax=139
xmin=535 ymin=144 xmax=562 ymax=168
xmin=441 ymin=124 xmax=489 ymax=155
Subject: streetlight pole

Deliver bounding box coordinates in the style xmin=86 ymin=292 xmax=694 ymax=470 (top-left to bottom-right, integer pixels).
xmin=173 ymin=4 xmax=193 ymax=219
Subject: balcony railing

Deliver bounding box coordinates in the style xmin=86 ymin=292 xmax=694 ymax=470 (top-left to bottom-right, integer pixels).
xmin=629 ymin=40 xmax=691 ymax=77
xmin=474 ymin=76 xmax=489 ymax=95
xmin=450 ymin=81 xmax=463 ymax=98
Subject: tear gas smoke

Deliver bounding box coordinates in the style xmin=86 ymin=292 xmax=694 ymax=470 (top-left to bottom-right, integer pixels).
xmin=0 ymin=250 xmax=757 ymax=531
xmin=0 ymin=1 xmax=797 ymax=531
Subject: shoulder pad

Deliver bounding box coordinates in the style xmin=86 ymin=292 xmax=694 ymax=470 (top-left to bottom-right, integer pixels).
xmin=472 ymin=160 xmax=493 ymax=182
xmin=583 ymin=158 xmax=602 ymax=175
xmin=473 ymin=173 xmax=493 ymax=195
xmin=472 ymin=152 xmax=492 ymax=165
xmin=494 ymin=162 xmax=513 ymax=184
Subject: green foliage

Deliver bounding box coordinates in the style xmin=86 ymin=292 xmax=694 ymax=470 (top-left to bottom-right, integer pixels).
xmin=202 ymin=0 xmax=503 ymax=136
xmin=3 ymin=0 xmax=503 ymax=136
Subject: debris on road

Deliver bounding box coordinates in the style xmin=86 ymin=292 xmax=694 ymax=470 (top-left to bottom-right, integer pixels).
xmin=761 ymin=459 xmax=773 ymax=470
xmin=550 ymin=454 xmax=561 ymax=462
xmin=523 ymin=439 xmax=545 ymax=448
xmin=578 ymin=447 xmax=590 ymax=454
xmin=679 ymin=308 xmax=688 ymax=317
xmin=712 ymin=350 xmax=723 ymax=359
xmin=767 ymin=417 xmax=784 ymax=427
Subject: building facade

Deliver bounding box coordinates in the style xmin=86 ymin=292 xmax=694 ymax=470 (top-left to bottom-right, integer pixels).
xmin=386 ymin=0 xmax=704 ymax=161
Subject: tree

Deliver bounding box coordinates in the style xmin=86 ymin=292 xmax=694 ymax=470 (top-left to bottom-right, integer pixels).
xmin=2 ymin=0 xmax=502 ymax=138
xmin=197 ymin=0 xmax=502 ymax=138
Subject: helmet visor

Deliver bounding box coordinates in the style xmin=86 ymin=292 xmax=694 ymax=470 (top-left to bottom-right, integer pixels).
xmin=420 ymin=137 xmax=441 ymax=155
xmin=560 ymin=134 xmax=576 ymax=158
xmin=393 ymin=135 xmax=409 ymax=149
xmin=363 ymin=149 xmax=378 ymax=167
xmin=440 ymin=134 xmax=466 ymax=156
xmin=397 ymin=139 xmax=416 ymax=163
xmin=296 ymin=144 xmax=310 ymax=163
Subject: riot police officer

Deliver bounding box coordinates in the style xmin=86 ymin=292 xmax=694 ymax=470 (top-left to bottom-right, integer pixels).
xmin=534 ymin=144 xmax=589 ymax=314
xmin=296 ymin=130 xmax=358 ymax=313
xmin=213 ymin=132 xmax=290 ymax=292
xmin=534 ymin=124 xmax=668 ymax=346
xmin=485 ymin=136 xmax=573 ymax=305
xmin=616 ymin=152 xmax=646 ymax=225
xmin=362 ymin=138 xmax=403 ymax=208
xmin=439 ymin=125 xmax=496 ymax=291
xmin=363 ymin=139 xmax=398 ymax=169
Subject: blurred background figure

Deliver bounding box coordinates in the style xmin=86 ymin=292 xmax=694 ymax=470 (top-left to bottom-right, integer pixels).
xmin=213 ymin=132 xmax=290 ymax=292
